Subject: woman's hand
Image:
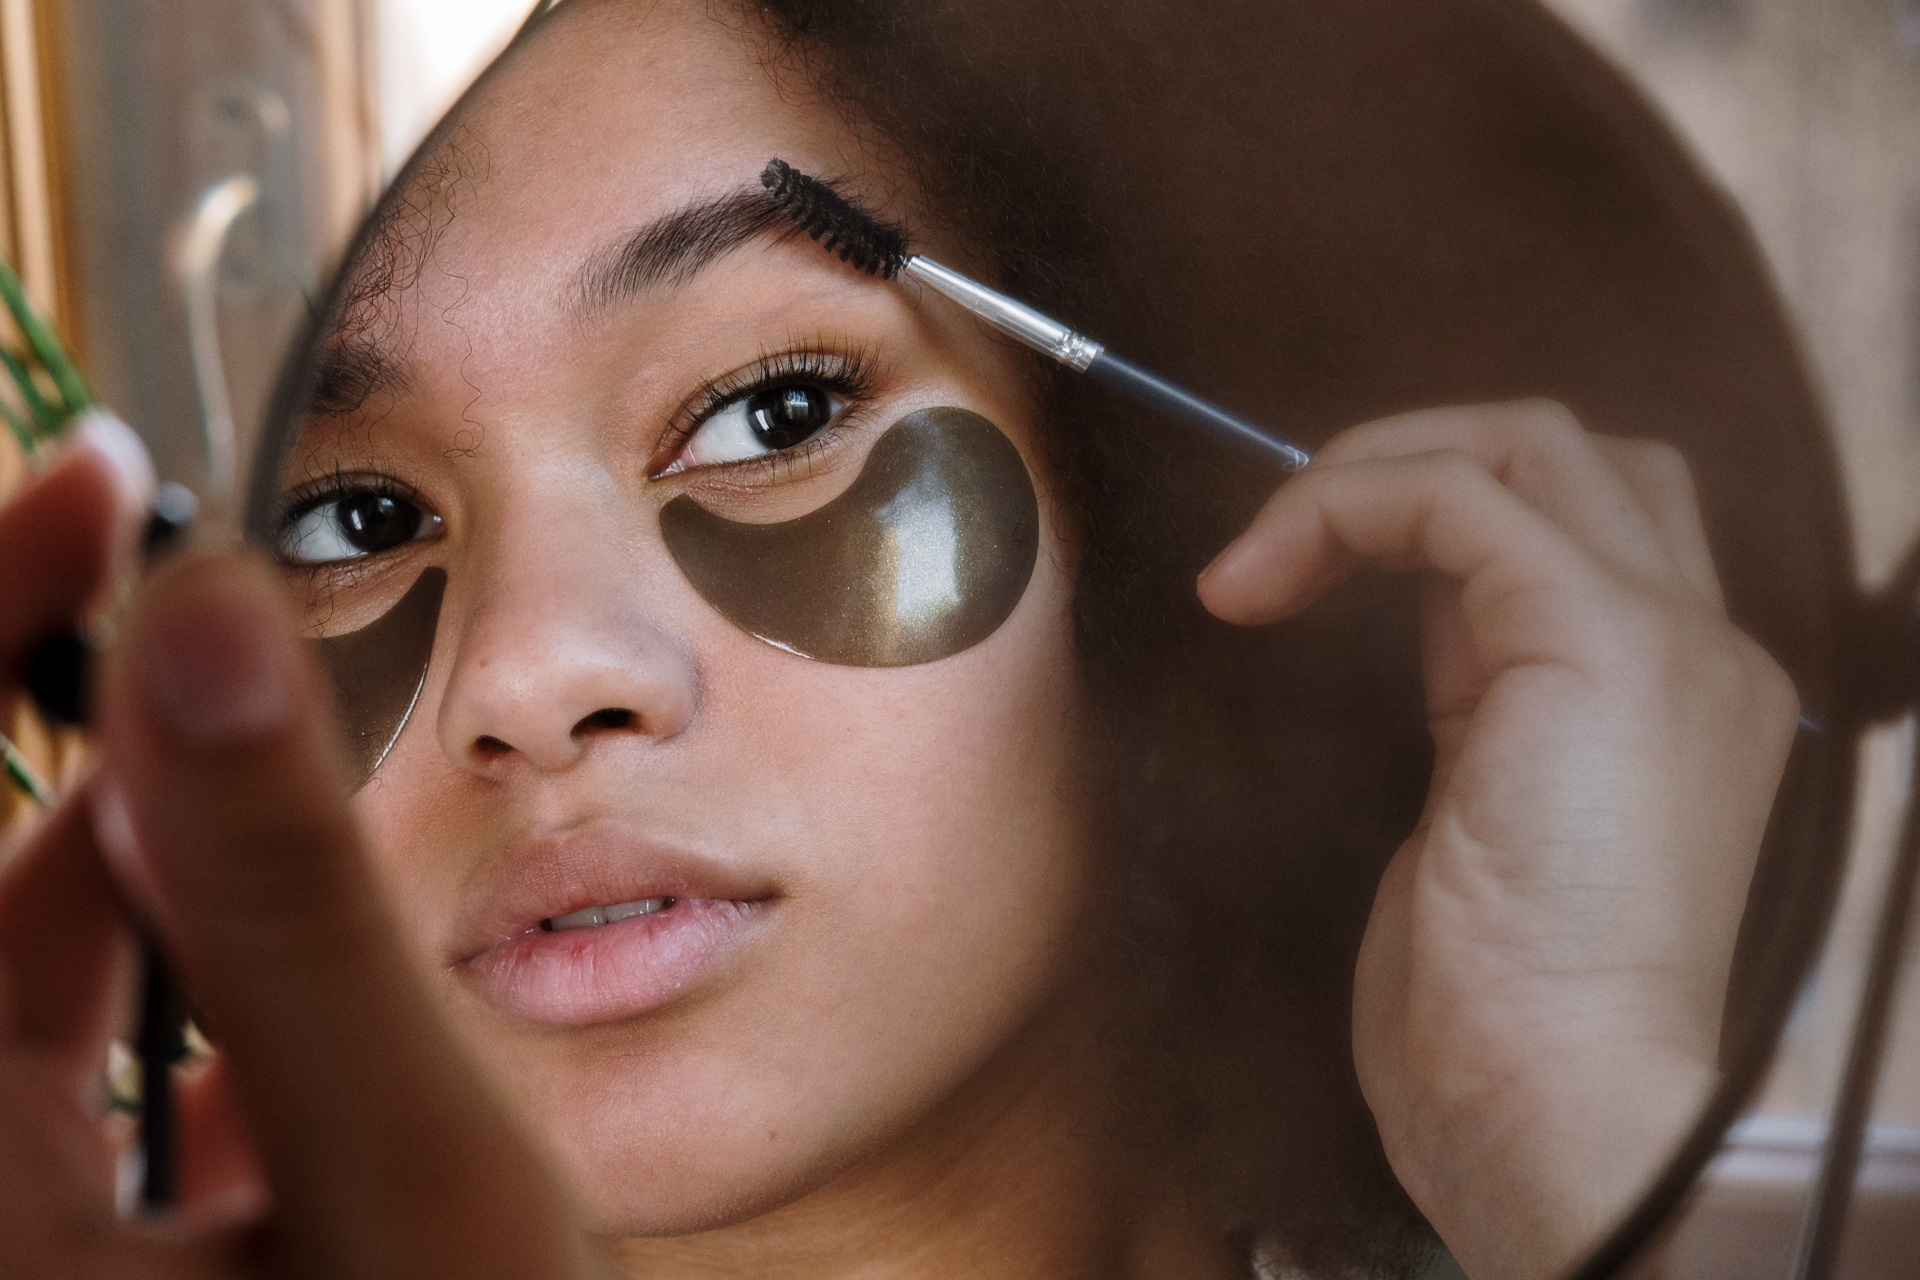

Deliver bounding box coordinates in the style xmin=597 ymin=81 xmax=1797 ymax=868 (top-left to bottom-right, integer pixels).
xmin=0 ymin=430 xmax=611 ymax=1277
xmin=1199 ymin=401 xmax=1799 ymax=1280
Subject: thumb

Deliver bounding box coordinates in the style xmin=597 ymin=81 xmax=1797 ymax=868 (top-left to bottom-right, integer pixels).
xmin=95 ymin=552 xmax=599 ymax=1278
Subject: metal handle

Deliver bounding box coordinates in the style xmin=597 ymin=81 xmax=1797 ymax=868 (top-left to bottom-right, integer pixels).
xmin=175 ymin=172 xmax=260 ymax=501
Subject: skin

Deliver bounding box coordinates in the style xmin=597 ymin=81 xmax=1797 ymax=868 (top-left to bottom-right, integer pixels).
xmin=288 ymin=5 xmax=1113 ymax=1257
xmin=0 ymin=3 xmax=1798 ymax=1279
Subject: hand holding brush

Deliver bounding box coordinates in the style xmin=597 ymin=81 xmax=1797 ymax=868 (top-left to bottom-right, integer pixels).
xmin=0 ymin=259 xmax=202 ymax=1213
xmin=0 ymin=312 xmax=611 ymax=1277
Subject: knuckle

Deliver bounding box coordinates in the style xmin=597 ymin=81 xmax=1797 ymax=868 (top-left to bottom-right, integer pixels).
xmin=1590 ymin=582 xmax=1671 ymax=657
xmin=1502 ymin=397 xmax=1584 ymax=445
xmin=1313 ymin=410 xmax=1421 ymax=466
xmin=1489 ymin=399 xmax=1590 ymax=484
xmin=1737 ymin=634 xmax=1802 ymax=725
xmin=1638 ymin=439 xmax=1692 ymax=480
xmin=1650 ymin=610 xmax=1801 ymax=730
xmin=1572 ymin=573 xmax=1802 ymax=746
xmin=1625 ymin=438 xmax=1698 ymax=495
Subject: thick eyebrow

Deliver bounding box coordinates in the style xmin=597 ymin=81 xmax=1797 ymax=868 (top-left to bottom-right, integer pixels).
xmin=305 ymin=336 xmax=411 ymax=418
xmin=575 ymin=189 xmax=790 ymax=315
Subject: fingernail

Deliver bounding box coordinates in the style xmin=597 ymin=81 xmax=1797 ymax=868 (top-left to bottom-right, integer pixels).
xmin=136 ymin=566 xmax=292 ymax=746
xmin=71 ymin=408 xmax=156 ymax=516
xmin=1197 ymin=543 xmax=1240 ymax=589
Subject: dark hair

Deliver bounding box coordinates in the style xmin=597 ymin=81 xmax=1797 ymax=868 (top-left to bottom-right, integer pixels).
xmin=265 ymin=2 xmax=1857 ymax=1274
xmin=724 ymin=1 xmax=1856 ymax=1274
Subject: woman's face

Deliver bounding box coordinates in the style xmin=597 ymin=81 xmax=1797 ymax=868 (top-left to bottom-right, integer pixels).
xmin=274 ymin=0 xmax=1091 ymax=1233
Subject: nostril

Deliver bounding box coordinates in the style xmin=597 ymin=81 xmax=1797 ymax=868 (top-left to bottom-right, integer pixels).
xmin=474 ymin=735 xmax=513 ymax=758
xmin=573 ymin=707 xmax=635 ymax=736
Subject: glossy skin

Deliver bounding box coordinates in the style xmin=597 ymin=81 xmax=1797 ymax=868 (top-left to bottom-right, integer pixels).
xmin=0 ymin=3 xmax=1798 ymax=1279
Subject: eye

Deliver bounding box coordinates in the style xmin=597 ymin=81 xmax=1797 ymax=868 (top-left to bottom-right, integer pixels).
xmin=279 ymin=487 xmax=442 ymax=565
xmin=679 ymin=384 xmax=844 ymax=469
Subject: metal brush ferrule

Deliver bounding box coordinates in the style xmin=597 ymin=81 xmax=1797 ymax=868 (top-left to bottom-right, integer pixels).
xmin=901 ymin=256 xmax=1104 ymax=371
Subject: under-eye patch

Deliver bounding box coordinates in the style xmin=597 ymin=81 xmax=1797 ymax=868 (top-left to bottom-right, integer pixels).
xmin=312 ymin=567 xmax=446 ymax=785
xmin=661 ymin=406 xmax=1039 ymax=667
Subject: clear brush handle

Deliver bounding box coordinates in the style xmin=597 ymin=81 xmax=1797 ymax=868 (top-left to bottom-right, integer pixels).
xmin=1084 ymin=350 xmax=1310 ymax=470
xmin=900 ymin=255 xmax=1310 ymax=470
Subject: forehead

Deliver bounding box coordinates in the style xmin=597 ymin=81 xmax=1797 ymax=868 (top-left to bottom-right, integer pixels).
xmin=466 ymin=3 xmax=847 ymax=216
xmin=336 ymin=1 xmax=859 ymax=343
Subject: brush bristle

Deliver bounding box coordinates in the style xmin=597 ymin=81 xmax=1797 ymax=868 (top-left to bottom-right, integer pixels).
xmin=761 ymin=159 xmax=909 ymax=280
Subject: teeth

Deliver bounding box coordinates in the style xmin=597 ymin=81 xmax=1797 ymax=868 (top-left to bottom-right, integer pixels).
xmin=547 ymin=905 xmax=607 ymax=931
xmin=543 ymin=897 xmax=672 ymax=932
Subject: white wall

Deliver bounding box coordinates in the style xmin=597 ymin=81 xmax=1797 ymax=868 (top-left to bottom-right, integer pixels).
xmin=373 ymin=0 xmax=534 ymax=178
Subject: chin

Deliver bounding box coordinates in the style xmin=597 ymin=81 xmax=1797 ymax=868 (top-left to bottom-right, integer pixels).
xmin=484 ymin=1037 xmax=865 ymax=1238
xmin=553 ymin=1109 xmax=883 ymax=1239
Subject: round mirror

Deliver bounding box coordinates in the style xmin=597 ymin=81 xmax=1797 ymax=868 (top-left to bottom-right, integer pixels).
xmin=246 ymin=2 xmax=1860 ymax=1276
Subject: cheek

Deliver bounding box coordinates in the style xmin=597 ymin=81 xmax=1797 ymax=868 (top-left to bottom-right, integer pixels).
xmin=722 ymin=532 xmax=1090 ymax=1037
xmin=750 ymin=515 xmax=1089 ymax=940
xmin=345 ymin=762 xmax=476 ymax=976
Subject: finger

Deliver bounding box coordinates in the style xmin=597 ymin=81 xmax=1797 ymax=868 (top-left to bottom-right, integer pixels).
xmin=97 ymin=553 xmax=592 ymax=1278
xmin=1198 ymin=449 xmax=1619 ymax=672
xmin=1418 ymin=571 xmax=1487 ymax=739
xmin=177 ymin=1054 xmax=269 ymax=1220
xmin=0 ymin=791 xmax=135 ymax=1069
xmin=1593 ymin=436 xmax=1726 ymax=609
xmin=0 ymin=1047 xmax=121 ymax=1264
xmin=0 ymin=411 xmax=152 ymax=679
xmin=1309 ymin=400 xmax=1684 ymax=593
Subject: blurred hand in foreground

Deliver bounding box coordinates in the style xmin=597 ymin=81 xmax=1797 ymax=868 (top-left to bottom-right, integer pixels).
xmin=0 ymin=423 xmax=612 ymax=1278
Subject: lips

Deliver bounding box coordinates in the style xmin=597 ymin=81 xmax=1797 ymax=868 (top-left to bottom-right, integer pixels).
xmin=453 ymin=824 xmax=775 ymax=1026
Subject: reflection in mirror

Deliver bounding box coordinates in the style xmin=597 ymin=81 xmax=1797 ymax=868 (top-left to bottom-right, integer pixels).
xmin=245 ymin=1 xmax=1857 ymax=1278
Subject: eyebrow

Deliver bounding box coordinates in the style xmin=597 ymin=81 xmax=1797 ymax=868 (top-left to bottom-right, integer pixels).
xmin=305 ymin=334 xmax=411 ymax=418
xmin=574 ymin=189 xmax=791 ymax=315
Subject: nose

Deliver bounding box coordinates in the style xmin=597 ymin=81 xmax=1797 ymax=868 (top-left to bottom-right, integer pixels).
xmin=435 ymin=509 xmax=697 ymax=774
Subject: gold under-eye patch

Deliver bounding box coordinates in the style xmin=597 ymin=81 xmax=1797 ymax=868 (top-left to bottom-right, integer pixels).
xmin=312 ymin=567 xmax=446 ymax=785
xmin=660 ymin=407 xmax=1040 ymax=667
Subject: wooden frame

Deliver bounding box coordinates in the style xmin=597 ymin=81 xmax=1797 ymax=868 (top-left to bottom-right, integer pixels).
xmin=0 ymin=0 xmax=76 ymax=352
xmin=0 ymin=0 xmax=77 ymax=830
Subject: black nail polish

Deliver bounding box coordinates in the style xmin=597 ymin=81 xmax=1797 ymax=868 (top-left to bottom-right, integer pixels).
xmin=28 ymin=482 xmax=198 ymax=729
xmin=25 ymin=629 xmax=91 ymax=726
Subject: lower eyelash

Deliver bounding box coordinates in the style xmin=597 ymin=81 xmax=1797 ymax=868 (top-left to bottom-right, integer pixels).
xmin=727 ymin=417 xmax=857 ymax=484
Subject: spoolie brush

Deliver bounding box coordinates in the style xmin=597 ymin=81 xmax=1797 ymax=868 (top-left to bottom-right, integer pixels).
xmin=762 ymin=160 xmax=909 ymax=280
xmin=759 ymin=158 xmax=1310 ymax=470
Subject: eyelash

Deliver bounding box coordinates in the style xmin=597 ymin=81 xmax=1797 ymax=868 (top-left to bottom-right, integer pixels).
xmin=276 ymin=471 xmax=429 ymax=575
xmin=271 ymin=343 xmax=882 ymax=565
xmin=657 ymin=341 xmax=882 ymax=477
xmin=281 ymin=470 xmax=423 ymax=526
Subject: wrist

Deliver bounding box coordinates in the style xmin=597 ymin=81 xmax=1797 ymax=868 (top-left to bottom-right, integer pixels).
xmin=1379 ymin=1045 xmax=1715 ymax=1280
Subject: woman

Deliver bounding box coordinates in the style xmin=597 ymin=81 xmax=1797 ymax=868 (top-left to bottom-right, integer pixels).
xmin=0 ymin=1 xmax=1837 ymax=1277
